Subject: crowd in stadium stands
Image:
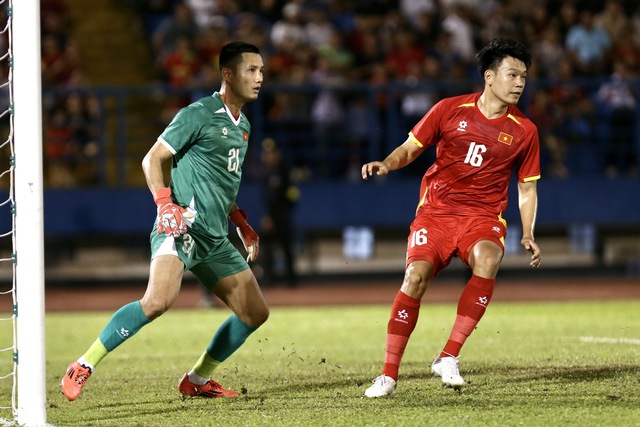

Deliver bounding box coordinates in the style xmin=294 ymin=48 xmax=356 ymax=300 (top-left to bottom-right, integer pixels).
xmin=38 ymin=0 xmax=640 ymax=186
xmin=39 ymin=0 xmax=102 ymax=187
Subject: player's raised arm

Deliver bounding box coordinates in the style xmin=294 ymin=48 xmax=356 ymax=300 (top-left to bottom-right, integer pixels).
xmin=361 ymin=137 xmax=423 ymax=179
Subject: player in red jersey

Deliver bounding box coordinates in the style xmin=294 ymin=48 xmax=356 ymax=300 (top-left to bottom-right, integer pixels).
xmin=362 ymin=38 xmax=541 ymax=397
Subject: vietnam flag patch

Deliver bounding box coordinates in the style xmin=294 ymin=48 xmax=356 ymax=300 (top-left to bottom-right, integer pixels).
xmin=243 ymin=131 xmax=249 ymax=142
xmin=498 ymin=132 xmax=513 ymax=145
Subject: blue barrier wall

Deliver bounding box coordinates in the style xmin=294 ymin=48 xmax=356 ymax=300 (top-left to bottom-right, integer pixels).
xmin=2 ymin=176 xmax=637 ymax=238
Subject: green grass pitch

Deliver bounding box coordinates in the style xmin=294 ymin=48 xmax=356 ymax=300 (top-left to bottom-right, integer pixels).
xmin=1 ymin=300 xmax=639 ymax=426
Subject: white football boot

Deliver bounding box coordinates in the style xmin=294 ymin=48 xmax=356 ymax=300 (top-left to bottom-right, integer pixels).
xmin=431 ymin=356 xmax=465 ymax=390
xmin=364 ymin=374 xmax=397 ymax=398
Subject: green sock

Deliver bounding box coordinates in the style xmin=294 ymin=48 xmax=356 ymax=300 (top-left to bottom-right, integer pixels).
xmin=97 ymin=301 xmax=151 ymax=352
xmin=82 ymin=339 xmax=109 ymax=368
xmin=205 ymin=314 xmax=256 ymax=365
xmin=192 ymin=352 xmax=221 ymax=379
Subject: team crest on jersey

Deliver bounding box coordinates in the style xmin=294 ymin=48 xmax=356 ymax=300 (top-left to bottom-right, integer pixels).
xmin=222 ymin=127 xmax=228 ymax=138
xmin=457 ymin=120 xmax=468 ymax=132
xmin=498 ymin=132 xmax=513 ymax=145
xmin=243 ymin=131 xmax=248 ymax=142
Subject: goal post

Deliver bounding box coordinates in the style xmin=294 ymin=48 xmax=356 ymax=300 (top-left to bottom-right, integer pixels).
xmin=12 ymin=0 xmax=47 ymax=425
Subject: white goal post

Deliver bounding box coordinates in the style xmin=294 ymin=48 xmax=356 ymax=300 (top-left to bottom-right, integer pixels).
xmin=13 ymin=0 xmax=47 ymax=425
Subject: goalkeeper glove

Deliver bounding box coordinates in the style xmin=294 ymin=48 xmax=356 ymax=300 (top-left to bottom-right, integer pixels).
xmin=153 ymin=187 xmax=188 ymax=237
xmin=229 ymin=208 xmax=259 ymax=262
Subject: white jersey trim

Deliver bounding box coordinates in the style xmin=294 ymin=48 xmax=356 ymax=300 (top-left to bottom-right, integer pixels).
xmin=213 ymin=92 xmax=242 ymax=126
xmin=158 ymin=136 xmax=177 ymax=155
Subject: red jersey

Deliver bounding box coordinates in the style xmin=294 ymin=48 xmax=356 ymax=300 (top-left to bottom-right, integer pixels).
xmin=410 ymin=92 xmax=540 ymax=218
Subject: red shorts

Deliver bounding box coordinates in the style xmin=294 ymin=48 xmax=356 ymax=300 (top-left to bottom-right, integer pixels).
xmin=406 ymin=213 xmax=506 ymax=276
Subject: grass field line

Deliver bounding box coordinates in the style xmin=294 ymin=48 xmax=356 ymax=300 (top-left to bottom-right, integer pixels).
xmin=578 ymin=336 xmax=640 ymax=345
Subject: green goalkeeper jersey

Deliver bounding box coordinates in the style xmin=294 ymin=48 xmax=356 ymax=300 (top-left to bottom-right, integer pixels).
xmin=158 ymin=92 xmax=250 ymax=239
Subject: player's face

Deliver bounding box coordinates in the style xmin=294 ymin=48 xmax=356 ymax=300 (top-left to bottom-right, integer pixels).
xmin=231 ymin=53 xmax=264 ymax=102
xmin=487 ymin=56 xmax=527 ymax=105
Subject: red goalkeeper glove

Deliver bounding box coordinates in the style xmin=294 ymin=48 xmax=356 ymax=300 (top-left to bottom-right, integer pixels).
xmin=229 ymin=208 xmax=259 ymax=262
xmin=153 ymin=187 xmax=188 ymax=237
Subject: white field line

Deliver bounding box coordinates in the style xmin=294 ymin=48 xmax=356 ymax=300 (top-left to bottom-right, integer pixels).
xmin=579 ymin=336 xmax=640 ymax=345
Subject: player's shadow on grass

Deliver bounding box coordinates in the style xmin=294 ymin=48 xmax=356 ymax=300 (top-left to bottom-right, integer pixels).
xmin=476 ymin=364 xmax=639 ymax=383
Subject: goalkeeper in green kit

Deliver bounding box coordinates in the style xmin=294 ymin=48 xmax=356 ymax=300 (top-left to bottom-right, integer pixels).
xmin=61 ymin=42 xmax=269 ymax=400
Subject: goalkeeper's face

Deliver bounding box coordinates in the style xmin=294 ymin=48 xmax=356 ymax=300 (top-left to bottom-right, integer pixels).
xmin=231 ymin=53 xmax=264 ymax=102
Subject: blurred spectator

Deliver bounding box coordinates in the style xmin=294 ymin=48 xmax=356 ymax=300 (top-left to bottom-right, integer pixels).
xmin=385 ymin=28 xmax=425 ymax=79
xmin=231 ymin=12 xmax=270 ymax=53
xmin=377 ymin=8 xmax=409 ymax=55
xmin=196 ymin=16 xmax=230 ymax=68
xmin=305 ymin=5 xmax=336 ymax=48
xmin=310 ymin=90 xmax=345 ymax=177
xmin=258 ymin=138 xmax=299 ymax=288
xmin=427 ymin=30 xmax=468 ymax=82
xmin=38 ymin=0 xmax=640 ymax=183
xmin=410 ymin=9 xmax=440 ymax=52
xmin=44 ymin=108 xmax=77 ymax=187
xmin=350 ymin=30 xmax=384 ymax=81
xmin=552 ymin=1 xmax=579 ymax=41
xmin=595 ymin=60 xmax=638 ymax=177
xmin=128 ymin=0 xmax=177 ymax=36
xmin=41 ymin=34 xmax=80 ymax=86
xmin=151 ymin=2 xmax=199 ymax=61
xmin=185 ymin=0 xmax=219 ymax=30
xmin=525 ymin=3 xmax=551 ymax=40
xmin=248 ymin=0 xmax=287 ymax=24
xmin=190 ymin=62 xmax=222 ymax=101
xmin=316 ymin=28 xmax=354 ymax=75
xmin=440 ymin=2 xmax=476 ymax=63
xmin=270 ymin=2 xmax=308 ymax=51
xmin=528 ymin=89 xmax=569 ymax=178
xmin=162 ymin=35 xmax=200 ymax=87
xmin=611 ymin=24 xmax=640 ymax=71
xmin=400 ymin=57 xmax=440 ymax=129
xmin=594 ymin=0 xmax=628 ymax=44
xmin=565 ymin=8 xmax=612 ymax=76
xmin=345 ymin=94 xmax=373 ymax=182
xmin=478 ymin=0 xmax=520 ymax=46
xmin=40 ymin=0 xmax=71 ymax=45
xmin=533 ymin=25 xmax=565 ymax=79
xmin=548 ymin=58 xmax=595 ymax=149
xmin=65 ymin=93 xmax=101 ymax=184
xmin=400 ymin=0 xmax=437 ymax=30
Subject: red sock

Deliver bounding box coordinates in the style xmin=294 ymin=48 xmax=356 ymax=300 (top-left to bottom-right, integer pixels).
xmin=382 ymin=291 xmax=420 ymax=381
xmin=441 ymin=275 xmax=495 ymax=358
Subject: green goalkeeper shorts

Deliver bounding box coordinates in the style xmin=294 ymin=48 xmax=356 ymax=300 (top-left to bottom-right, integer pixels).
xmin=150 ymin=229 xmax=249 ymax=290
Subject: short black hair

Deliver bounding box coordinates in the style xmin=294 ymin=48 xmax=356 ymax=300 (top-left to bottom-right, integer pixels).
xmin=219 ymin=41 xmax=261 ymax=72
xmin=476 ymin=38 xmax=532 ymax=75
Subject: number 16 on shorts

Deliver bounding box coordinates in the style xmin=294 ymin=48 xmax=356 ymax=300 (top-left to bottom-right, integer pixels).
xmin=410 ymin=228 xmax=428 ymax=248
